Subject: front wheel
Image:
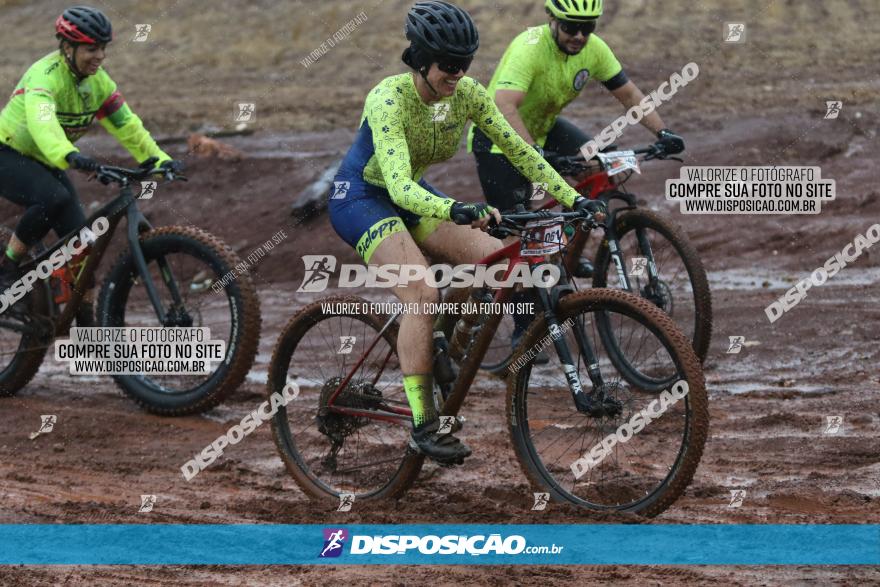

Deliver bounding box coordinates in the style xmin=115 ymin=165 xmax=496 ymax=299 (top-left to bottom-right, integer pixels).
xmin=96 ymin=226 xmax=261 ymax=415
xmin=593 ymin=208 xmax=712 ymax=363
xmin=507 ymin=288 xmax=708 ymax=517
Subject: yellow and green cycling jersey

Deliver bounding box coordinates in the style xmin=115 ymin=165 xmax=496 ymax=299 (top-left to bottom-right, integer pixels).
xmin=467 ymin=24 xmax=625 ymax=154
xmin=357 ymin=72 xmax=579 ymax=218
xmin=0 ymin=51 xmax=170 ymax=169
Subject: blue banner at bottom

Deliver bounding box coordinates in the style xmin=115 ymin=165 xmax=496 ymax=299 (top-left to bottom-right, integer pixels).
xmin=0 ymin=524 xmax=877 ymax=565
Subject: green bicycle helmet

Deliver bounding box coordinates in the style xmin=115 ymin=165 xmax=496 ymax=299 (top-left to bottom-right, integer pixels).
xmin=544 ymin=0 xmax=603 ymax=22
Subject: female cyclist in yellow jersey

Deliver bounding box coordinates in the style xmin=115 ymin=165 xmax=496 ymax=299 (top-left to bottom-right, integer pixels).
xmin=328 ymin=1 xmax=603 ymax=461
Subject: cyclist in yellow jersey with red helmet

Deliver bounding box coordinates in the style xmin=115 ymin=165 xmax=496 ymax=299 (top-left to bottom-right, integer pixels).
xmin=0 ymin=6 xmax=183 ymax=299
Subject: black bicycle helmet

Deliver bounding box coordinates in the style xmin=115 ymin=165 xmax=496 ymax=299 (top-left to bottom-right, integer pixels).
xmin=405 ymin=1 xmax=479 ymax=60
xmin=55 ymin=6 xmax=113 ymax=45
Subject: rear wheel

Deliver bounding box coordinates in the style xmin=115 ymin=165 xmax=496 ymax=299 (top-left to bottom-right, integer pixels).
xmin=0 ymin=226 xmax=52 ymax=396
xmin=268 ymin=295 xmax=424 ymax=502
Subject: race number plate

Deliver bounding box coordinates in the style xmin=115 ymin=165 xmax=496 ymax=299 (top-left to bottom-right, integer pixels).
xmin=521 ymin=218 xmax=565 ymax=256
xmin=598 ymin=150 xmax=640 ymax=176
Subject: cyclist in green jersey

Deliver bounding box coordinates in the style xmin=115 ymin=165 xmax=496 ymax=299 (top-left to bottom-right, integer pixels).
xmin=467 ymin=0 xmax=685 ymax=348
xmin=470 ymin=0 xmax=684 ymax=213
xmin=328 ymin=1 xmax=604 ymax=462
xmin=0 ymin=6 xmax=183 ymax=303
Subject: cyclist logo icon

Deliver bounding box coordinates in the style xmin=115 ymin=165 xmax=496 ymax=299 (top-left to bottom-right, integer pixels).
xmin=337 ymin=493 xmax=355 ymax=512
xmin=727 ymin=336 xmax=745 ymax=354
xmin=331 ymin=181 xmax=350 ymax=199
xmin=337 ymin=336 xmax=356 ymax=354
xmin=133 ymin=24 xmax=152 ymax=42
xmin=28 ymin=414 xmax=57 ymax=439
xmin=139 ymin=181 xmax=157 ymax=200
xmin=573 ymin=69 xmax=591 ymax=91
xmin=437 ymin=416 xmax=456 ymax=434
xmin=319 ymin=528 xmax=348 ymax=558
xmin=824 ymin=415 xmax=843 ymax=434
xmin=432 ymin=103 xmax=450 ymax=122
xmin=728 ymin=489 xmax=746 ymax=508
xmin=530 ymin=182 xmax=548 ymax=201
xmin=824 ymin=101 xmax=842 ymax=119
xmin=724 ymin=23 xmax=746 ymax=43
xmin=138 ymin=494 xmax=156 ymax=513
xmin=532 ymin=492 xmax=549 ymax=511
xmin=297 ymin=255 xmax=337 ymax=293
xmin=629 ymin=256 xmax=648 ymax=277
xmin=234 ymin=102 xmax=256 ymax=122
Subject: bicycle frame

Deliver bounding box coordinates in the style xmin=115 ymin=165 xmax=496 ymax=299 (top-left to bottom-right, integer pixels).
xmin=324 ymin=218 xmax=608 ymax=426
xmin=4 ymin=180 xmax=184 ymax=339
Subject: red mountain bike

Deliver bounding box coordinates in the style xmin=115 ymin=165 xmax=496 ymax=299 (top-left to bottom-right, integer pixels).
xmin=268 ymin=206 xmax=708 ymax=517
xmin=480 ymin=144 xmax=712 ymax=375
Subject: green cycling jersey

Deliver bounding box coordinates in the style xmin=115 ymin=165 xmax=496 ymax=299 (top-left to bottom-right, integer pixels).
xmin=0 ymin=51 xmax=170 ymax=170
xmin=360 ymin=72 xmax=579 ymax=217
xmin=467 ymin=24 xmax=623 ymax=154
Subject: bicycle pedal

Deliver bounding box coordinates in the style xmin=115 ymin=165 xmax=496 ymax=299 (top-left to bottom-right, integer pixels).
xmin=434 ymin=455 xmax=466 ymax=468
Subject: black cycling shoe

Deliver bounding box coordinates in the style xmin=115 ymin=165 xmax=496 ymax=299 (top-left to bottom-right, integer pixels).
xmin=409 ymin=418 xmax=471 ymax=464
xmin=573 ymin=258 xmax=594 ymax=279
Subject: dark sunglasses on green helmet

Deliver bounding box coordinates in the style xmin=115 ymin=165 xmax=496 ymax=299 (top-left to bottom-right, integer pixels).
xmin=557 ymin=19 xmax=597 ymax=37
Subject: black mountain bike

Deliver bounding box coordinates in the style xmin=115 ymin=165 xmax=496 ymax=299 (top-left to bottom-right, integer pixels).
xmin=0 ymin=159 xmax=261 ymax=415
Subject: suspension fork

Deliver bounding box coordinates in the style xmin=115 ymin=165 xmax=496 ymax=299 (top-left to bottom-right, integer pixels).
xmin=126 ymin=200 xmax=186 ymax=323
xmin=604 ymin=207 xmax=634 ymax=293
xmin=634 ymin=226 xmax=662 ymax=295
xmin=532 ymin=266 xmax=604 ymax=411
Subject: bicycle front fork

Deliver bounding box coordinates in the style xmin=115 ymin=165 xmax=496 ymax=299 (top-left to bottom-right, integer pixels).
xmin=532 ymin=277 xmax=609 ymax=416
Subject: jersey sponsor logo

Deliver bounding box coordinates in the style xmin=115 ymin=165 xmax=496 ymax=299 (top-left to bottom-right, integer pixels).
xmin=44 ymin=61 xmax=60 ymax=76
xmin=355 ymin=218 xmax=401 ymax=260
xmin=573 ymin=69 xmax=591 ymax=91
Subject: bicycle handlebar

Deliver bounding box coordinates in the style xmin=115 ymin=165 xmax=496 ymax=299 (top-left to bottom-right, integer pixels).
xmin=486 ymin=207 xmax=601 ymax=241
xmin=94 ymin=156 xmax=187 ymax=187
xmin=546 ymin=142 xmax=682 ymax=176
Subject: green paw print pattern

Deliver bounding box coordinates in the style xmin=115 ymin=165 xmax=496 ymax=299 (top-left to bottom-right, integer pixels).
xmin=360 ymin=73 xmax=578 ymax=220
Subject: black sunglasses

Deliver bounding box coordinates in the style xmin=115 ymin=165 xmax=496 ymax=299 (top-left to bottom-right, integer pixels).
xmin=558 ymin=19 xmax=597 ymax=37
xmin=437 ymin=56 xmax=473 ymax=74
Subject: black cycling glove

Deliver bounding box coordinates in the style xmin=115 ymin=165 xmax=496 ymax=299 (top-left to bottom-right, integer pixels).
xmin=158 ymin=159 xmax=186 ymax=175
xmin=65 ymin=151 xmax=99 ymax=172
xmin=656 ymin=129 xmax=685 ymax=155
xmin=450 ymin=202 xmax=495 ymax=225
xmin=573 ymin=197 xmax=607 ymax=217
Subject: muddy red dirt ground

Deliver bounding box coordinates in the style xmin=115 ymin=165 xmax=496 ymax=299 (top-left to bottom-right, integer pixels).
xmin=2 ymin=106 xmax=878 ymax=585
xmin=2 ymin=0 xmax=879 ymax=584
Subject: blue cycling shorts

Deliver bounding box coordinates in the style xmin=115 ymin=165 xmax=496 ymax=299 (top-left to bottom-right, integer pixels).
xmin=328 ymin=175 xmax=449 ymax=262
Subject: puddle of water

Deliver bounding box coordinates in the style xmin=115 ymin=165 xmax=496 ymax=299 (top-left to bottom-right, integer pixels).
xmin=710 ymin=267 xmax=880 ymax=291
